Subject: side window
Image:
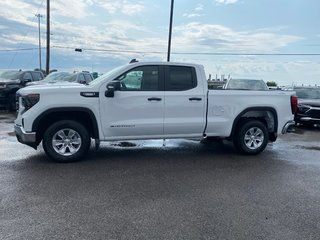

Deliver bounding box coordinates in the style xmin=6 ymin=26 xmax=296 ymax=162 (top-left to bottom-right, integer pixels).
xmin=31 ymin=72 xmax=43 ymax=81
xmin=78 ymin=74 xmax=85 ymax=83
xmin=166 ymin=66 xmax=197 ymax=91
xmin=84 ymin=74 xmax=93 ymax=83
xmin=23 ymin=72 xmax=33 ymax=81
xmin=116 ymin=66 xmax=159 ymax=91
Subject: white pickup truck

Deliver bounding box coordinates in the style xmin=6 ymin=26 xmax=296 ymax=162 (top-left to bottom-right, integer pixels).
xmin=14 ymin=62 xmax=297 ymax=162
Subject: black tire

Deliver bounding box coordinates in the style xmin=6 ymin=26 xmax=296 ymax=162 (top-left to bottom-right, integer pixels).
xmin=233 ymin=120 xmax=269 ymax=155
xmin=42 ymin=120 xmax=91 ymax=163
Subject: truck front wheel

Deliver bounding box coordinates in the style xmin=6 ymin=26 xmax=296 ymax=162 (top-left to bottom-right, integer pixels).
xmin=42 ymin=120 xmax=91 ymax=163
xmin=234 ymin=120 xmax=268 ymax=155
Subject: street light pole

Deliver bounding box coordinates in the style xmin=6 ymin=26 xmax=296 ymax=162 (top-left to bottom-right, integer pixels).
xmin=167 ymin=0 xmax=174 ymax=62
xmin=35 ymin=14 xmax=43 ymax=71
xmin=46 ymin=0 xmax=50 ymax=75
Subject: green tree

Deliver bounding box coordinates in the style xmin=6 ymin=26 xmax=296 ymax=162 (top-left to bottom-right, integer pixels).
xmin=266 ymin=81 xmax=278 ymax=87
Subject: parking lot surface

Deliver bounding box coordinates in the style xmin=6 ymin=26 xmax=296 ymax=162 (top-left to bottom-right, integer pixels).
xmin=0 ymin=112 xmax=320 ymax=240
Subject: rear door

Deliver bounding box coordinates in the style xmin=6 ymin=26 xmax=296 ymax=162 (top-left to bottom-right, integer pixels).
xmin=100 ymin=65 xmax=165 ymax=140
xmin=164 ymin=65 xmax=206 ymax=137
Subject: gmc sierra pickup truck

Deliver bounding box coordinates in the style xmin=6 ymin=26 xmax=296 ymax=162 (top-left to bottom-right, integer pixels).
xmin=14 ymin=62 xmax=297 ymax=162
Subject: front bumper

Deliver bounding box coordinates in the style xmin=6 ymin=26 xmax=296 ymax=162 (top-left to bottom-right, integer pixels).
xmin=14 ymin=124 xmax=38 ymax=149
xmin=282 ymin=120 xmax=295 ymax=134
xmin=0 ymin=91 xmax=8 ymax=107
xmin=295 ymin=115 xmax=320 ymax=124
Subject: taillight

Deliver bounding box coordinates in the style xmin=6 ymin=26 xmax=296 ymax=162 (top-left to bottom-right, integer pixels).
xmin=291 ymin=95 xmax=298 ymax=114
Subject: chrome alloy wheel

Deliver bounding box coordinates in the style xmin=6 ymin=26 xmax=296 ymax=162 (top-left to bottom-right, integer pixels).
xmin=244 ymin=127 xmax=264 ymax=150
xmin=52 ymin=128 xmax=82 ymax=156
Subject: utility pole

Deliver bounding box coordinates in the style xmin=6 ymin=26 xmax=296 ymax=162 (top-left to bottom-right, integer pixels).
xmin=167 ymin=0 xmax=174 ymax=62
xmin=46 ymin=0 xmax=50 ymax=75
xmin=35 ymin=14 xmax=43 ymax=71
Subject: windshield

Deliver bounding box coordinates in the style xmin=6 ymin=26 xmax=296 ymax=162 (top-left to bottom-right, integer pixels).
xmin=43 ymin=72 xmax=74 ymax=82
xmin=88 ymin=65 xmax=128 ymax=86
xmin=0 ymin=70 xmax=21 ymax=80
xmin=295 ymin=88 xmax=320 ymax=99
xmin=226 ymin=79 xmax=268 ymax=90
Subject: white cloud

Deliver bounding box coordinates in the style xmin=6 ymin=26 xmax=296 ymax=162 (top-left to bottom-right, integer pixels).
xmin=94 ymin=0 xmax=145 ymax=15
xmin=0 ymin=0 xmax=38 ymax=27
xmin=195 ymin=4 xmax=204 ymax=11
xmin=183 ymin=3 xmax=205 ymax=18
xmin=173 ymin=22 xmax=303 ymax=53
xmin=51 ymin=0 xmax=89 ymax=19
xmin=46 ymin=19 xmax=167 ymax=62
xmin=122 ymin=3 xmax=144 ymax=15
xmin=182 ymin=13 xmax=204 ymax=18
xmin=215 ymin=0 xmax=239 ymax=5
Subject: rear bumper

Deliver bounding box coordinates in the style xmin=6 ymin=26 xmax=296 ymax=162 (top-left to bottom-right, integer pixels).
xmin=14 ymin=124 xmax=38 ymax=149
xmin=282 ymin=120 xmax=295 ymax=134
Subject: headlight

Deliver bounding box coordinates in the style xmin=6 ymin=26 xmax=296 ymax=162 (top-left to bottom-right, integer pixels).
xmin=0 ymin=84 xmax=6 ymax=88
xmin=21 ymin=93 xmax=40 ymax=110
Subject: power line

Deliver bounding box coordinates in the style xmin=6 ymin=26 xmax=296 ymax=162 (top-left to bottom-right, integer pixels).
xmin=0 ymin=48 xmax=40 ymax=52
xmin=53 ymin=46 xmax=164 ymax=54
xmin=173 ymin=52 xmax=320 ymax=56
xmin=52 ymin=46 xmax=320 ymax=56
xmin=2 ymin=45 xmax=320 ymax=56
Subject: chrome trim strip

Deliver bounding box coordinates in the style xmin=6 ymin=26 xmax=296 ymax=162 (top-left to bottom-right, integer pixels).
xmin=299 ymin=117 xmax=320 ymax=121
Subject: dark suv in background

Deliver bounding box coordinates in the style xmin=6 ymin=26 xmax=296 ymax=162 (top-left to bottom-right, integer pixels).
xmin=0 ymin=70 xmax=44 ymax=111
xmin=294 ymin=87 xmax=320 ymax=127
xmin=26 ymin=71 xmax=93 ymax=86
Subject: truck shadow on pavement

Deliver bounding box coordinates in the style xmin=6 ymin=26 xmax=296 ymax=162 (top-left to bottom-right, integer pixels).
xmin=17 ymin=139 xmax=262 ymax=167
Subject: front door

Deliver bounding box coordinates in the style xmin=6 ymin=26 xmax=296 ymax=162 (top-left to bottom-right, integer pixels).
xmin=100 ymin=65 xmax=165 ymax=140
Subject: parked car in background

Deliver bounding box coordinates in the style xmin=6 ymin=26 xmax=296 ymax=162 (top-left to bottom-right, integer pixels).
xmin=224 ymin=79 xmax=269 ymax=91
xmin=0 ymin=70 xmax=44 ymax=111
xmin=294 ymin=87 xmax=320 ymax=127
xmin=27 ymin=71 xmax=93 ymax=86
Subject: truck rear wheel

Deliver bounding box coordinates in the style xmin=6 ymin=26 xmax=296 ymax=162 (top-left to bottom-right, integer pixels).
xmin=42 ymin=120 xmax=91 ymax=163
xmin=234 ymin=120 xmax=268 ymax=155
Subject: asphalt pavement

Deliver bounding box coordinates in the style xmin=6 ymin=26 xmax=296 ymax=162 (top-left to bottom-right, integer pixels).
xmin=0 ymin=112 xmax=320 ymax=240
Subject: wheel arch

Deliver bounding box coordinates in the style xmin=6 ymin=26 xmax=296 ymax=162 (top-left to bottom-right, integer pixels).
xmin=32 ymin=107 xmax=99 ymax=144
xmin=230 ymin=107 xmax=278 ymax=142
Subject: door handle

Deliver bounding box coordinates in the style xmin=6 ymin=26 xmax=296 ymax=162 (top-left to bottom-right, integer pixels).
xmin=189 ymin=97 xmax=202 ymax=101
xmin=148 ymin=97 xmax=162 ymax=101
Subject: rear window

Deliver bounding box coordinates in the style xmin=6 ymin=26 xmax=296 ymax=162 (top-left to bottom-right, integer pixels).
xmin=295 ymin=88 xmax=320 ymax=99
xmin=0 ymin=71 xmax=21 ymax=80
xmin=226 ymin=79 xmax=268 ymax=90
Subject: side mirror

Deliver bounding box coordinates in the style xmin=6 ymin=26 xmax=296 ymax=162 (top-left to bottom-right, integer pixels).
xmin=105 ymin=81 xmax=121 ymax=98
xmin=21 ymin=78 xmax=32 ymax=85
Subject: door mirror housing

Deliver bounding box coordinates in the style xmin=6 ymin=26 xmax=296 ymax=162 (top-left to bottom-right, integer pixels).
xmin=21 ymin=78 xmax=32 ymax=85
xmin=105 ymin=81 xmax=121 ymax=98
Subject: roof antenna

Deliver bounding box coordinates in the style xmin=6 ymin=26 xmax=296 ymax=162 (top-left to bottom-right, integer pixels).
xmin=129 ymin=59 xmax=138 ymax=64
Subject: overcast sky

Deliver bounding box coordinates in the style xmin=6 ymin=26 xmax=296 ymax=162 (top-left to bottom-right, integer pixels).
xmin=0 ymin=0 xmax=319 ymax=85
